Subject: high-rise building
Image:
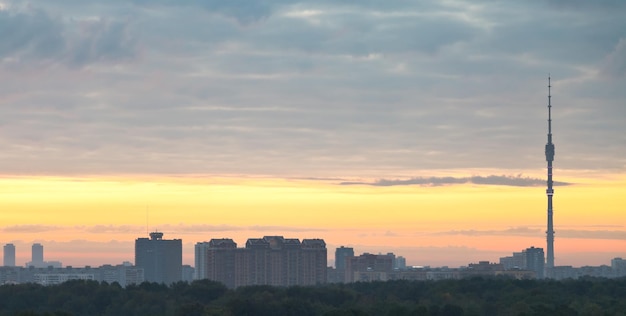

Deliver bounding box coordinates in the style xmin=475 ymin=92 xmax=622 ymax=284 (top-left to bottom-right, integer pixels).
xmin=194 ymin=241 xmax=211 ymax=280
xmin=499 ymin=247 xmax=545 ymax=279
xmin=32 ymin=243 xmax=44 ymax=265
xmin=335 ymin=246 xmax=354 ymax=283
xmin=611 ymin=258 xmax=626 ymax=277
xmin=524 ymin=247 xmax=545 ymax=279
xmin=3 ymin=244 xmax=15 ymax=267
xmin=499 ymin=252 xmax=525 ymax=270
xmin=25 ymin=243 xmax=61 ymax=268
xmin=335 ymin=246 xmax=354 ymax=270
xmin=300 ymin=239 xmax=327 ymax=286
xmin=135 ymin=232 xmax=182 ymax=284
xmin=204 ymin=238 xmax=239 ymax=288
xmin=196 ymin=236 xmax=327 ymax=288
xmin=394 ymin=256 xmax=407 ymax=270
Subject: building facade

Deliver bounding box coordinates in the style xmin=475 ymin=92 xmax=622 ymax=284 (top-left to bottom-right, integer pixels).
xmin=0 ymin=264 xmax=144 ymax=287
xmin=3 ymin=244 xmax=15 ymax=267
xmin=524 ymin=247 xmax=545 ymax=279
xmin=345 ymin=253 xmax=394 ymax=283
xmin=499 ymin=246 xmax=545 ymax=279
xmin=135 ymin=232 xmax=182 ymax=284
xmin=196 ymin=236 xmax=327 ymax=288
xmin=334 ymin=246 xmax=354 ymax=283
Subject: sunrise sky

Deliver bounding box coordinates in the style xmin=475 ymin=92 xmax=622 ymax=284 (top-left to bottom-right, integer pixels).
xmin=1 ymin=0 xmax=625 ymax=268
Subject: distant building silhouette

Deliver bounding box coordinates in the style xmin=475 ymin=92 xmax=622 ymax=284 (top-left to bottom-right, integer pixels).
xmin=135 ymin=232 xmax=182 ymax=284
xmin=612 ymin=257 xmax=626 ymax=277
xmin=25 ymin=243 xmax=61 ymax=268
xmin=195 ymin=236 xmax=327 ymax=288
xmin=499 ymin=246 xmax=545 ymax=279
xmin=3 ymin=244 xmax=15 ymax=267
xmin=334 ymin=246 xmax=354 ymax=283
xmin=0 ymin=263 xmax=144 ymax=286
xmin=395 ymin=256 xmax=407 ymax=270
xmin=524 ymin=247 xmax=545 ymax=279
xmin=346 ymin=253 xmax=394 ymax=283
xmin=32 ymin=243 xmax=43 ymax=266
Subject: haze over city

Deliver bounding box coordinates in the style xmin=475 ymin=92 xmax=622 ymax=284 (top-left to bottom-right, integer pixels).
xmin=1 ymin=0 xmax=625 ymax=269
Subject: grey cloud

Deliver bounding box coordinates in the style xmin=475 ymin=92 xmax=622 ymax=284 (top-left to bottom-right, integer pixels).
xmin=558 ymin=229 xmax=626 ymax=240
xmin=247 ymin=225 xmax=327 ymax=232
xmin=0 ymin=6 xmax=137 ymax=67
xmin=437 ymin=227 xmax=542 ymax=237
xmin=129 ymin=0 xmax=277 ymax=24
xmin=1 ymin=225 xmax=62 ymax=233
xmin=341 ymin=175 xmax=571 ymax=187
xmin=600 ymin=38 xmax=626 ymax=79
xmin=546 ymin=0 xmax=626 ymax=11
xmin=1 ymin=0 xmax=625 ymax=175
xmin=0 ymin=8 xmax=65 ymax=58
xmin=82 ymin=225 xmax=145 ymax=234
xmin=66 ymin=19 xmax=137 ymax=66
xmin=80 ymin=224 xmax=325 ymax=234
xmin=435 ymin=227 xmax=626 ymax=240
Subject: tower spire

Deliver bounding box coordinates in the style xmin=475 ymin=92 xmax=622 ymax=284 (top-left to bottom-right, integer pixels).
xmin=545 ymin=76 xmax=555 ymax=276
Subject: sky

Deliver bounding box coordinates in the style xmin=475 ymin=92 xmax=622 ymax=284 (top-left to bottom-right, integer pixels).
xmin=1 ymin=0 xmax=625 ymax=269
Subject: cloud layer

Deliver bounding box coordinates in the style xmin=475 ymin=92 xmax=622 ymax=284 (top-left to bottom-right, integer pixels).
xmin=1 ymin=0 xmax=625 ymax=177
xmin=340 ymin=175 xmax=571 ymax=187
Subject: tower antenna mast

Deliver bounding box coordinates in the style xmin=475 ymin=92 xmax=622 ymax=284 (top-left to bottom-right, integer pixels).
xmin=545 ymin=76 xmax=556 ymax=275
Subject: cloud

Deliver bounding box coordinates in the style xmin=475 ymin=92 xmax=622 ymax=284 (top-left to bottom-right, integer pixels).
xmin=75 ymin=224 xmax=327 ymax=234
xmin=0 ymin=5 xmax=137 ymax=67
xmin=435 ymin=227 xmax=626 ymax=240
xmin=0 ymin=8 xmax=65 ymax=58
xmin=600 ymin=38 xmax=626 ymax=79
xmin=66 ymin=18 xmax=137 ymax=66
xmin=558 ymin=229 xmax=626 ymax=240
xmin=1 ymin=225 xmax=62 ymax=233
xmin=82 ymin=225 xmax=145 ymax=234
xmin=127 ymin=0 xmax=278 ymax=24
xmin=341 ymin=175 xmax=571 ymax=187
xmin=437 ymin=227 xmax=542 ymax=237
xmin=0 ymin=0 xmax=625 ymax=176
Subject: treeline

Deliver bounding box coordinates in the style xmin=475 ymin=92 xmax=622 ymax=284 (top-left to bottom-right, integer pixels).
xmin=0 ymin=277 xmax=625 ymax=316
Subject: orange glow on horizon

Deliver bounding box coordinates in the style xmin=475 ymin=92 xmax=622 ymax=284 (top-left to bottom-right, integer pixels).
xmin=0 ymin=173 xmax=624 ymax=267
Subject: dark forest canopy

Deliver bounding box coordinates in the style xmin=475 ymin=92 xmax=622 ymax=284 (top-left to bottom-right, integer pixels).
xmin=1 ymin=277 xmax=625 ymax=316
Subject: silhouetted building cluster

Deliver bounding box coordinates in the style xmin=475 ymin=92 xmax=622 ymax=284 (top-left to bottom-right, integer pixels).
xmin=4 ymin=243 xmax=63 ymax=268
xmin=548 ymin=258 xmax=626 ymax=280
xmin=499 ymin=246 xmax=545 ymax=278
xmin=0 ymin=263 xmax=144 ymax=287
xmin=3 ymin=238 xmax=624 ymax=287
xmin=195 ymin=236 xmax=327 ymax=288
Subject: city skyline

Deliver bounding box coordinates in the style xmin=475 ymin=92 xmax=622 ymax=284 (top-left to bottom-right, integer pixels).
xmin=1 ymin=1 xmax=625 ymax=268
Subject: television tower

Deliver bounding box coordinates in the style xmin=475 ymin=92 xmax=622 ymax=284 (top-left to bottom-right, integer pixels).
xmin=545 ymin=76 xmax=555 ymax=272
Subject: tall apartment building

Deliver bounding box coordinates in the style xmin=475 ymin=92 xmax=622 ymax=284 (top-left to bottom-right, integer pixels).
xmin=196 ymin=236 xmax=327 ymax=288
xmin=334 ymin=246 xmax=354 ymax=283
xmin=524 ymin=246 xmax=545 ymax=279
xmin=31 ymin=243 xmax=44 ymax=267
xmin=135 ymin=232 xmax=182 ymax=284
xmin=611 ymin=257 xmax=626 ymax=277
xmin=3 ymin=244 xmax=15 ymax=267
